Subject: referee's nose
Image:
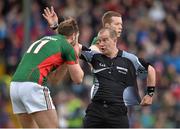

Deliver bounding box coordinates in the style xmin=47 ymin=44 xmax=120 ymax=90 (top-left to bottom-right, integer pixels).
xmin=98 ymin=39 xmax=104 ymax=47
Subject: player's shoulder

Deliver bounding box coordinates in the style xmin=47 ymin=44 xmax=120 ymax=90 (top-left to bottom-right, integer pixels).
xmin=51 ymin=34 xmax=73 ymax=47
xmin=51 ymin=34 xmax=67 ymax=43
xmin=91 ymin=36 xmax=98 ymax=45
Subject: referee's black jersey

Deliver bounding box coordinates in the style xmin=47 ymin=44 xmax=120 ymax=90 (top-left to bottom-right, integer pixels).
xmin=81 ymin=49 xmax=148 ymax=106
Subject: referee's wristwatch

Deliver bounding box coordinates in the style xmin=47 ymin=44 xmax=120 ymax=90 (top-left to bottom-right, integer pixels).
xmin=148 ymin=92 xmax=154 ymax=97
xmin=50 ymin=22 xmax=59 ymax=30
xmin=147 ymin=86 xmax=155 ymax=97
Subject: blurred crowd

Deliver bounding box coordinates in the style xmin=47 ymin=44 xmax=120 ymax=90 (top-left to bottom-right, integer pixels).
xmin=0 ymin=0 xmax=180 ymax=128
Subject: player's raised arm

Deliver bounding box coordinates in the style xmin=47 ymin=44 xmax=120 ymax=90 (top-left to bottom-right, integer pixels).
xmin=42 ymin=6 xmax=59 ymax=33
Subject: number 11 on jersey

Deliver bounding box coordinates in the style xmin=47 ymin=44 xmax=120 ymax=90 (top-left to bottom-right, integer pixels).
xmin=27 ymin=39 xmax=50 ymax=54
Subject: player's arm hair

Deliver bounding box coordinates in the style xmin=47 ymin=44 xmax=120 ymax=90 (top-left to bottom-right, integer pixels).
xmin=47 ymin=64 xmax=68 ymax=86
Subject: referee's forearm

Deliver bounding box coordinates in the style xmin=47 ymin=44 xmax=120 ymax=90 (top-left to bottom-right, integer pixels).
xmin=147 ymin=65 xmax=156 ymax=86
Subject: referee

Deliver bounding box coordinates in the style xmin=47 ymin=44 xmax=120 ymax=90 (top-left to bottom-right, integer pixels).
xmin=80 ymin=27 xmax=156 ymax=128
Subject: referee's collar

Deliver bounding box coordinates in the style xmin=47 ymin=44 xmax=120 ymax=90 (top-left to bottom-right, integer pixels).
xmin=117 ymin=50 xmax=123 ymax=57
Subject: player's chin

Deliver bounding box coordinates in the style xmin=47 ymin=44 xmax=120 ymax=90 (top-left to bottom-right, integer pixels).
xmin=117 ymin=32 xmax=121 ymax=37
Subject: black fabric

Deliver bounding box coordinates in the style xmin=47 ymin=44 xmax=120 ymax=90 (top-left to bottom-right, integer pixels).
xmin=79 ymin=54 xmax=87 ymax=61
xmin=83 ymin=102 xmax=129 ymax=128
xmin=138 ymin=58 xmax=150 ymax=70
xmin=82 ymin=45 xmax=91 ymax=51
xmin=146 ymin=86 xmax=155 ymax=96
xmin=82 ymin=50 xmax=141 ymax=128
xmin=90 ymin=50 xmax=139 ymax=105
xmin=79 ymin=45 xmax=91 ymax=61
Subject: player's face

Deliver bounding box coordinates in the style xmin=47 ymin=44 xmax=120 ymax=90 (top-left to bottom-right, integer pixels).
xmin=98 ymin=30 xmax=116 ymax=56
xmin=108 ymin=16 xmax=122 ymax=37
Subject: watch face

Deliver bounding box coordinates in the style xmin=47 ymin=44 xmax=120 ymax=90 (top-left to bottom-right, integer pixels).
xmin=148 ymin=92 xmax=154 ymax=97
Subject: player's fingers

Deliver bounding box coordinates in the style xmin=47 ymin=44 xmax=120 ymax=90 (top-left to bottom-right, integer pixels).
xmin=51 ymin=6 xmax=55 ymax=13
xmin=42 ymin=13 xmax=48 ymax=19
xmin=140 ymin=100 xmax=144 ymax=105
xmin=46 ymin=7 xmax=51 ymax=15
xmin=140 ymin=98 xmax=146 ymax=105
xmin=140 ymin=101 xmax=148 ymax=106
xmin=51 ymin=6 xmax=58 ymax=17
xmin=140 ymin=99 xmax=151 ymax=106
xmin=44 ymin=8 xmax=49 ymax=16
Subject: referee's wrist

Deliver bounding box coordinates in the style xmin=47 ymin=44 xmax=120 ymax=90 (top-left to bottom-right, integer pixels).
xmin=146 ymin=86 xmax=155 ymax=97
xmin=50 ymin=22 xmax=59 ymax=30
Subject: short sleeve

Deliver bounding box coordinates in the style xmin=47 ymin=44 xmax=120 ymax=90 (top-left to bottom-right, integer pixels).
xmin=122 ymin=51 xmax=148 ymax=79
xmin=61 ymin=42 xmax=78 ymax=65
xmin=81 ymin=50 xmax=98 ymax=63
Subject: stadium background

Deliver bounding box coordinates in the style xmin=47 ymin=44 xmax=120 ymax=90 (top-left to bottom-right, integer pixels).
xmin=0 ymin=0 xmax=179 ymax=128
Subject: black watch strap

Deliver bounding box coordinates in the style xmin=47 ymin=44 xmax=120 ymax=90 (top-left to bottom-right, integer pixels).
xmin=147 ymin=86 xmax=155 ymax=97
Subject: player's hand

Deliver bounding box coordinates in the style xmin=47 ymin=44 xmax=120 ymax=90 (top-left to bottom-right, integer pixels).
xmin=42 ymin=6 xmax=58 ymax=27
xmin=78 ymin=44 xmax=82 ymax=51
xmin=89 ymin=44 xmax=101 ymax=53
xmin=140 ymin=94 xmax=153 ymax=106
xmin=73 ymin=43 xmax=81 ymax=57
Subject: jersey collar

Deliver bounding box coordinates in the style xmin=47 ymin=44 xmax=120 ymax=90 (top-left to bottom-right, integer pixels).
xmin=117 ymin=50 xmax=123 ymax=57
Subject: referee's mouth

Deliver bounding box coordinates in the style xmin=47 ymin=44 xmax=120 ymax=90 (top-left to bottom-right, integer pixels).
xmin=100 ymin=47 xmax=105 ymax=52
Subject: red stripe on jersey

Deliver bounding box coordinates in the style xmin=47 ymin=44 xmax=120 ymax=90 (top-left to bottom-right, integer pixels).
xmin=66 ymin=61 xmax=77 ymax=65
xmin=65 ymin=51 xmax=79 ymax=65
xmin=38 ymin=53 xmax=64 ymax=85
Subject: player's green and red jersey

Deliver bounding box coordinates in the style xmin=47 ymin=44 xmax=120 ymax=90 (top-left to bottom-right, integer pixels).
xmin=12 ymin=34 xmax=78 ymax=85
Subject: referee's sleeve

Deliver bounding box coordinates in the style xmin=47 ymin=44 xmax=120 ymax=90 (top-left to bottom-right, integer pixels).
xmin=138 ymin=58 xmax=151 ymax=71
xmin=80 ymin=46 xmax=97 ymax=62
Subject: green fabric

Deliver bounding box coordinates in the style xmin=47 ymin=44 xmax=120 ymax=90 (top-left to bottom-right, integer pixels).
xmin=12 ymin=34 xmax=77 ymax=85
xmin=91 ymin=36 xmax=98 ymax=45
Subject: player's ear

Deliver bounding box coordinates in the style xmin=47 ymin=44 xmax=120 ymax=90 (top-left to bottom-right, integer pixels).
xmin=73 ymin=33 xmax=76 ymax=40
xmin=70 ymin=33 xmax=75 ymax=40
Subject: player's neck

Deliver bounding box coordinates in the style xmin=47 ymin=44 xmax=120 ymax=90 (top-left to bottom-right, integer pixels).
xmin=66 ymin=38 xmax=73 ymax=46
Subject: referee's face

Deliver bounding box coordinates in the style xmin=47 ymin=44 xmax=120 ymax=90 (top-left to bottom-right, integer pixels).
xmin=98 ymin=30 xmax=116 ymax=56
